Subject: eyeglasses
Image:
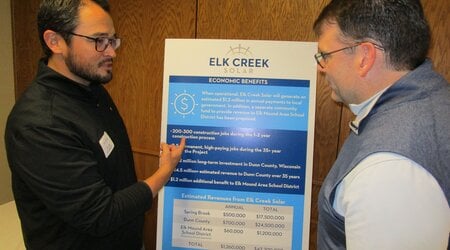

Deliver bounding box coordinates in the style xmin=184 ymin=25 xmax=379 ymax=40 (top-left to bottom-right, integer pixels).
xmin=314 ymin=42 xmax=384 ymax=68
xmin=68 ymin=32 xmax=121 ymax=52
xmin=314 ymin=43 xmax=361 ymax=68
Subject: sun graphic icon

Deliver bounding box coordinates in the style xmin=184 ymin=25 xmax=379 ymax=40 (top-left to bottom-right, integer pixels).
xmin=172 ymin=90 xmax=197 ymax=117
xmin=226 ymin=44 xmax=253 ymax=57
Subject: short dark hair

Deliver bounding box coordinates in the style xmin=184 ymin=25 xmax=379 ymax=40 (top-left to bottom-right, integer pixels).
xmin=313 ymin=0 xmax=430 ymax=71
xmin=37 ymin=0 xmax=110 ymax=58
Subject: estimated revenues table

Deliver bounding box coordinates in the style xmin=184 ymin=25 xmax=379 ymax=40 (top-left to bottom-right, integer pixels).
xmin=172 ymin=199 xmax=293 ymax=249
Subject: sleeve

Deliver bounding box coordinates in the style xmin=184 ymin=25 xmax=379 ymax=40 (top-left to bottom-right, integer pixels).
xmin=337 ymin=153 xmax=450 ymax=250
xmin=7 ymin=124 xmax=153 ymax=236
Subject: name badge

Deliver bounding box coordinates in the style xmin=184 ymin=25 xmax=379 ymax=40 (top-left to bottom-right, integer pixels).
xmin=99 ymin=131 xmax=114 ymax=158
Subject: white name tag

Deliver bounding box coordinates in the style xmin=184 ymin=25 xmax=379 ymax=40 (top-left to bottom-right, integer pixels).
xmin=99 ymin=131 xmax=114 ymax=158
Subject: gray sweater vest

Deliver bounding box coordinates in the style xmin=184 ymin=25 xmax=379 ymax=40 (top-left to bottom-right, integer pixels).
xmin=317 ymin=60 xmax=450 ymax=249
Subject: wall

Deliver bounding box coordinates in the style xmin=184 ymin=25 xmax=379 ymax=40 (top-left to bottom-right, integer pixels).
xmin=10 ymin=0 xmax=449 ymax=249
xmin=0 ymin=0 xmax=15 ymax=204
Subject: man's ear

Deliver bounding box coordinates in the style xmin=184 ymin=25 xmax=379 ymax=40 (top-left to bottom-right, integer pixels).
xmin=358 ymin=42 xmax=377 ymax=77
xmin=43 ymin=30 xmax=65 ymax=54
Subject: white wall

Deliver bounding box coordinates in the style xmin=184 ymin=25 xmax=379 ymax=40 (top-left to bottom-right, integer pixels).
xmin=0 ymin=0 xmax=15 ymax=204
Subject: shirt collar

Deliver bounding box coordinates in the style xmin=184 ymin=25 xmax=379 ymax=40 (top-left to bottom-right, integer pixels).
xmin=35 ymin=58 xmax=102 ymax=102
xmin=348 ymin=87 xmax=389 ymax=135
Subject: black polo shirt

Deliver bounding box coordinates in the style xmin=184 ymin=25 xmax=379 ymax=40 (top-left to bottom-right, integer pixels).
xmin=5 ymin=60 xmax=152 ymax=250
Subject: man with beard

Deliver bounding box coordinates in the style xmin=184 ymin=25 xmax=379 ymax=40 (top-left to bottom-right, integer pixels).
xmin=4 ymin=0 xmax=185 ymax=249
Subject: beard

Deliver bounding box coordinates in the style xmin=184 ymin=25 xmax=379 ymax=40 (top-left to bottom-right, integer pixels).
xmin=65 ymin=50 xmax=113 ymax=85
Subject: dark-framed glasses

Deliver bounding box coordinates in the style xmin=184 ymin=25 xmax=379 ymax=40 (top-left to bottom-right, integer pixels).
xmin=314 ymin=42 xmax=384 ymax=68
xmin=68 ymin=32 xmax=121 ymax=52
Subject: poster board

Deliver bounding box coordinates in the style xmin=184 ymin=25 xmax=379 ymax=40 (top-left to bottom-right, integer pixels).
xmin=158 ymin=39 xmax=317 ymax=250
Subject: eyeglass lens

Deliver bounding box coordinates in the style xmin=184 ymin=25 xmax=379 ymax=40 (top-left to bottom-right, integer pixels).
xmin=315 ymin=53 xmax=324 ymax=68
xmin=96 ymin=37 xmax=121 ymax=52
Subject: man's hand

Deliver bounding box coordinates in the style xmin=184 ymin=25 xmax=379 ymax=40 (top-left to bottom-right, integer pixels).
xmin=144 ymin=137 xmax=186 ymax=197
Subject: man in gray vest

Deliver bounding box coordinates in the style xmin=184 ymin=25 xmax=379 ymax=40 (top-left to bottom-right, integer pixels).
xmin=313 ymin=0 xmax=449 ymax=249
